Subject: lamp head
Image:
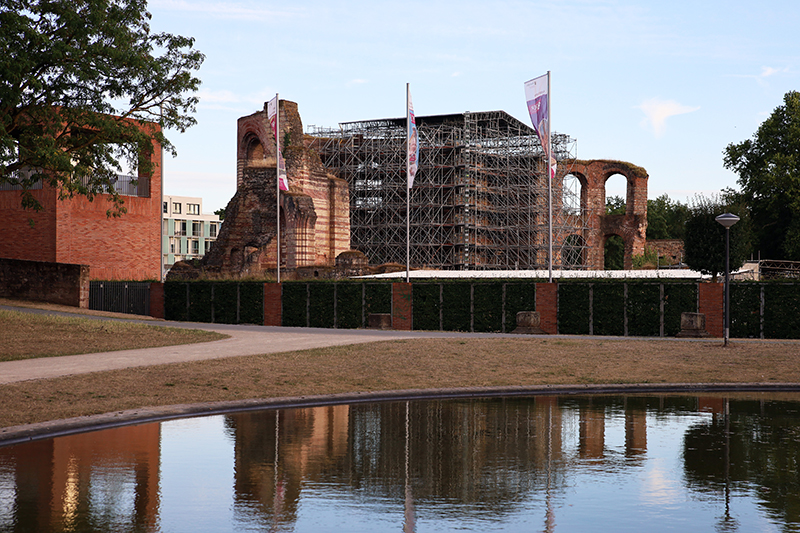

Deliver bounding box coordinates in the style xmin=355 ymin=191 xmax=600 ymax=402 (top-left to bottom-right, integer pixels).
xmin=715 ymin=213 xmax=740 ymax=229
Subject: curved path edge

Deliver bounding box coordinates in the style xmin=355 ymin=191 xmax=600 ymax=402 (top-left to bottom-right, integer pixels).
xmin=3 ymin=382 xmax=800 ymax=447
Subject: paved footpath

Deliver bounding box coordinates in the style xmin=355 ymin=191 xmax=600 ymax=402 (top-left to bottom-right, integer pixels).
xmin=0 ymin=304 xmax=519 ymax=384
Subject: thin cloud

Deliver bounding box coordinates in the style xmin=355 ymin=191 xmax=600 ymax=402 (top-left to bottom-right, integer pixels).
xmin=730 ymin=66 xmax=790 ymax=87
xmin=346 ymin=79 xmax=368 ymax=87
xmin=636 ymin=98 xmax=700 ymax=137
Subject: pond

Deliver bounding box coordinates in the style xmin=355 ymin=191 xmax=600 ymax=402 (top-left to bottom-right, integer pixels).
xmin=1 ymin=394 xmax=799 ymax=532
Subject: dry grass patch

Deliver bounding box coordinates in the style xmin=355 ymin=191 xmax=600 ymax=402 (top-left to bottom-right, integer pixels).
xmin=2 ymin=337 xmax=800 ymax=428
xmin=0 ymin=309 xmax=227 ymax=361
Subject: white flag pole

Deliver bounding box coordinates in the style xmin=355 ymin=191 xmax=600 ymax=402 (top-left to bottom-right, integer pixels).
xmin=406 ymin=83 xmax=411 ymax=283
xmin=276 ymin=94 xmax=281 ymax=284
xmin=547 ymin=72 xmax=553 ymax=283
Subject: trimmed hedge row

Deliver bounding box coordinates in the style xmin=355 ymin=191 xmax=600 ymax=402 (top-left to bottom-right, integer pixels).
xmin=557 ymin=282 xmax=697 ymax=337
xmin=164 ymin=281 xmax=264 ymax=324
xmin=730 ymin=282 xmax=800 ymax=339
xmin=163 ymin=280 xmax=800 ymax=339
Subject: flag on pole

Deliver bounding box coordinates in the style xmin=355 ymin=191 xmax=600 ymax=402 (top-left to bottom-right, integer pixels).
xmin=407 ymin=90 xmax=419 ymax=188
xmin=524 ymin=74 xmax=556 ymax=179
xmin=267 ymin=95 xmax=289 ymax=191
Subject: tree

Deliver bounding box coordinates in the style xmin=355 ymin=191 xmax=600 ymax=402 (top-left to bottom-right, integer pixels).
xmin=724 ymin=91 xmax=800 ymax=260
xmin=214 ymin=207 xmax=225 ymax=221
xmin=605 ymin=195 xmax=626 ymax=215
xmin=646 ymin=193 xmax=690 ymax=240
xmin=0 ymin=0 xmax=204 ymax=214
xmin=683 ymin=195 xmax=752 ymax=280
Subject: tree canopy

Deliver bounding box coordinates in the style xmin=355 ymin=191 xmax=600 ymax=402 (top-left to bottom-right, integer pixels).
xmin=646 ymin=193 xmax=690 ymax=240
xmin=724 ymin=91 xmax=800 ymax=260
xmin=0 ymin=0 xmax=204 ymax=214
xmin=683 ymin=195 xmax=752 ymax=280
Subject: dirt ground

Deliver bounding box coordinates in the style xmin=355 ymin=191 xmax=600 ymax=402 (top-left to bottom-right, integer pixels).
xmin=2 ymin=331 xmax=800 ymax=429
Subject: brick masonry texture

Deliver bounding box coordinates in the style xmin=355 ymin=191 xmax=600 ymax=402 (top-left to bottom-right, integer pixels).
xmin=698 ymin=283 xmax=724 ymax=338
xmin=0 ymin=121 xmax=162 ymax=282
xmin=535 ymin=283 xmax=558 ymax=334
xmin=200 ymin=101 xmax=350 ymax=278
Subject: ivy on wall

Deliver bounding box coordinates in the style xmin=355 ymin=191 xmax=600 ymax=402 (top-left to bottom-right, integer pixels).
xmin=558 ymin=283 xmax=591 ymax=335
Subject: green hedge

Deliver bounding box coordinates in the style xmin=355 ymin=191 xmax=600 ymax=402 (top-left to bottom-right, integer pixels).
xmin=730 ymin=283 xmax=761 ymax=339
xmin=593 ymin=283 xmax=625 ymax=336
xmin=764 ymin=283 xmax=800 ymax=339
xmin=336 ymin=282 xmax=363 ymax=329
xmin=163 ymin=281 xmax=264 ymax=325
xmin=626 ymin=284 xmax=661 ymax=337
xmin=473 ymin=283 xmax=505 ymax=333
xmin=663 ymin=283 xmax=697 ymax=336
xmin=442 ymin=283 xmax=471 ymax=332
xmin=558 ymin=283 xmax=591 ymax=335
xmin=412 ymin=283 xmax=441 ymax=331
xmin=504 ymin=282 xmax=537 ymax=332
xmin=282 ymin=283 xmax=308 ymax=327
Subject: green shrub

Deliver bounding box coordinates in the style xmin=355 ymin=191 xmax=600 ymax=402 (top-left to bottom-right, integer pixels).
xmin=442 ymin=283 xmax=471 ymax=332
xmin=558 ymin=283 xmax=590 ymax=335
xmin=473 ymin=283 xmax=504 ymax=332
xmin=413 ymin=283 xmax=441 ymax=330
xmin=282 ymin=282 xmax=308 ymax=327
xmin=626 ymin=283 xmax=661 ymax=337
xmin=593 ymin=283 xmax=624 ymax=336
xmin=336 ymin=283 xmax=363 ymax=329
xmin=505 ymin=282 xmax=537 ymax=332
xmin=309 ymin=283 xmax=335 ymax=328
xmin=730 ymin=283 xmax=761 ymax=338
xmin=663 ymin=283 xmax=697 ymax=336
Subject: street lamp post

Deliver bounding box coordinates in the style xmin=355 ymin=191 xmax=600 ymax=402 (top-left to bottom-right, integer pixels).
xmin=715 ymin=213 xmax=740 ymax=346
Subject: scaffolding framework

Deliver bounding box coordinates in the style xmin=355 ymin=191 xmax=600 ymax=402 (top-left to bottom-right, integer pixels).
xmin=309 ymin=110 xmax=587 ymax=270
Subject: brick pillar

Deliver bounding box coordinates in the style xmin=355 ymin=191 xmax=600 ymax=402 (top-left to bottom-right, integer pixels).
xmin=264 ymin=283 xmax=282 ymax=326
xmin=535 ymin=282 xmax=558 ymax=334
xmin=698 ymin=283 xmax=723 ymax=338
xmin=149 ymin=282 xmax=165 ymax=319
xmin=392 ymin=282 xmax=413 ymax=331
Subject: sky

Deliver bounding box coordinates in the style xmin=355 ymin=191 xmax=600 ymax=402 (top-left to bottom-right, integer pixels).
xmin=146 ymin=0 xmax=800 ymax=214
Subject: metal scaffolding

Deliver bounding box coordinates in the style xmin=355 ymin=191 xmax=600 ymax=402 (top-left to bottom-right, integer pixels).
xmin=309 ymin=110 xmax=586 ymax=270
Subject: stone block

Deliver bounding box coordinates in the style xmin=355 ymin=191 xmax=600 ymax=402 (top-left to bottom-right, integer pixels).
xmin=368 ymin=313 xmax=392 ymax=330
xmin=676 ymin=312 xmax=710 ymax=338
xmin=513 ymin=311 xmax=548 ymax=335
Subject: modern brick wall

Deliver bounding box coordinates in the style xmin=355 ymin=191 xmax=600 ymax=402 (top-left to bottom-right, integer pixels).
xmin=264 ymin=283 xmax=282 ymax=326
xmin=698 ymin=283 xmax=724 ymax=338
xmin=0 ymin=121 xmax=162 ymax=282
xmin=391 ymin=283 xmax=413 ymax=331
xmin=535 ymin=282 xmax=558 ymax=334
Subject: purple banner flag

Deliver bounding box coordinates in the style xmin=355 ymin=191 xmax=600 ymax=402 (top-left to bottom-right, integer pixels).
xmin=524 ymin=74 xmax=556 ymax=179
xmin=407 ymin=90 xmax=419 ymax=188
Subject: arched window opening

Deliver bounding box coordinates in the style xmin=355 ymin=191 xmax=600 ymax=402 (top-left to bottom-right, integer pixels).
xmin=605 ymin=173 xmax=628 ymax=215
xmin=562 ymin=173 xmax=582 ymax=217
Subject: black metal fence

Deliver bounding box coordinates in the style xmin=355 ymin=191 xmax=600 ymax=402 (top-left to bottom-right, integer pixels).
xmin=89 ymin=281 xmax=150 ymax=316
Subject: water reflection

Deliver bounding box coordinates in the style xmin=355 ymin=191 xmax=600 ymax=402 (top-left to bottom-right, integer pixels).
xmin=1 ymin=394 xmax=799 ymax=531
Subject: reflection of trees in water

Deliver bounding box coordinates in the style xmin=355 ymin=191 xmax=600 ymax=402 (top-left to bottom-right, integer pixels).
xmin=683 ymin=400 xmax=800 ymax=528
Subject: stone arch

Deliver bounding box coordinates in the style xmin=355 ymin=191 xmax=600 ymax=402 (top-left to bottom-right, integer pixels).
xmin=570 ymin=160 xmax=648 ymax=270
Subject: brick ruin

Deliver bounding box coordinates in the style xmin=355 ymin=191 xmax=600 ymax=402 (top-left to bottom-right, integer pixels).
xmin=178 ymin=100 xmax=355 ymax=279
xmin=567 ymin=159 xmax=649 ymax=270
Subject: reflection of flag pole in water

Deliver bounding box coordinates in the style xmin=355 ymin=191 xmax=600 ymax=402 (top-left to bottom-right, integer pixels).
xmin=403 ymin=401 xmax=416 ymax=532
xmin=544 ymin=402 xmax=555 ymax=533
xmin=271 ymin=410 xmax=283 ymax=533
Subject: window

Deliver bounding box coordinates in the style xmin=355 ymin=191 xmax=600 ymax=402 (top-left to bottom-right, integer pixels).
xmin=173 ymin=202 xmax=181 ymax=214
xmin=187 ymin=203 xmax=200 ymax=215
xmin=191 ymin=240 xmax=199 ymax=255
xmin=192 ymin=221 xmax=202 ymax=237
xmin=169 ymin=240 xmax=176 ymax=253
xmin=163 ymin=201 xmax=168 ymax=213
xmin=175 ymin=221 xmax=187 ymax=236
xmin=209 ymin=223 xmax=217 ymax=238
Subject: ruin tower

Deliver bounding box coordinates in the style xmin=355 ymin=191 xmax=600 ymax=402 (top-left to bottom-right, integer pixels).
xmin=201 ymin=100 xmax=350 ymax=276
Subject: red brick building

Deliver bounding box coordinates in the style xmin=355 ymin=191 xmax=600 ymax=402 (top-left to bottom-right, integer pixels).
xmin=0 ymin=124 xmax=162 ymax=281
